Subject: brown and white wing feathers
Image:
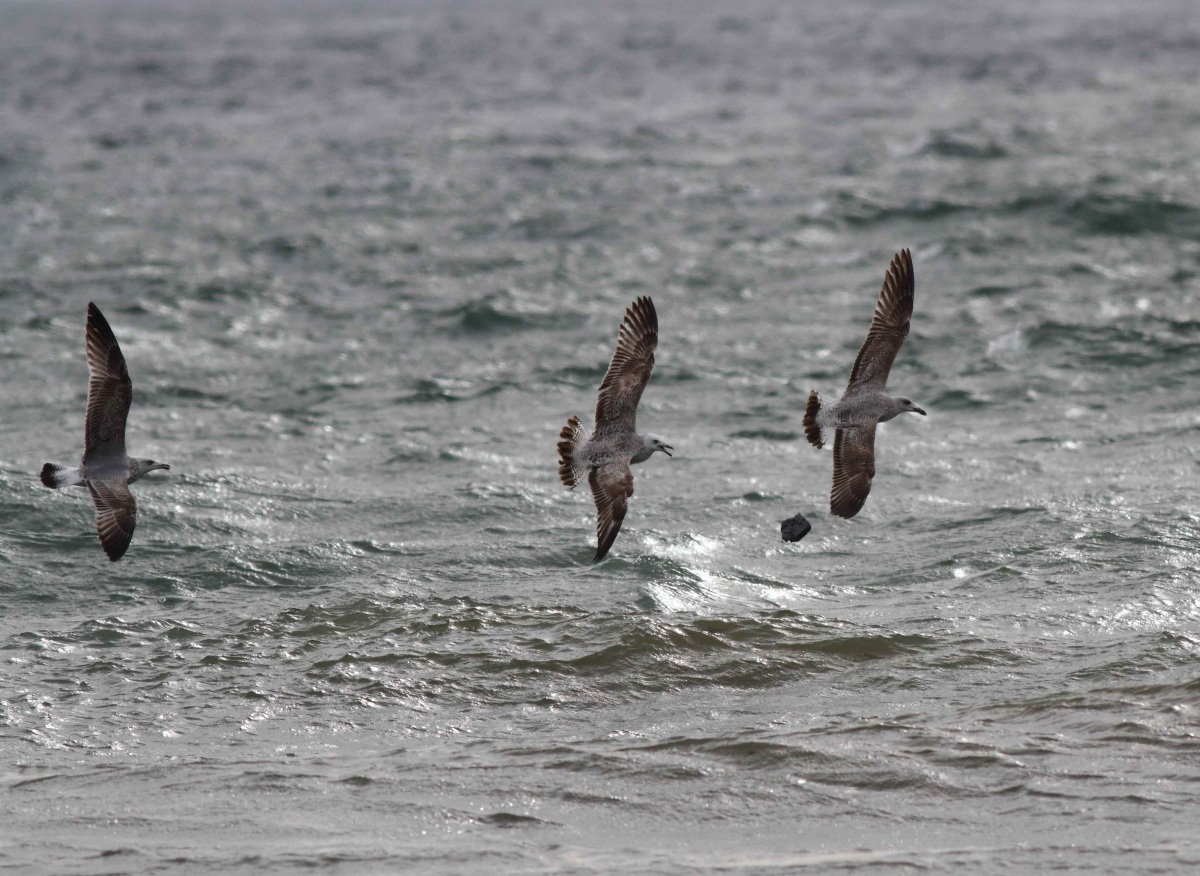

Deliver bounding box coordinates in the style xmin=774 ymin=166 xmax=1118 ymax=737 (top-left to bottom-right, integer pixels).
xmin=846 ymin=249 xmax=914 ymax=393
xmin=594 ymin=297 xmax=658 ymax=431
xmin=830 ymin=424 xmax=877 ymax=519
xmin=588 ymin=462 xmax=634 ymax=563
xmin=84 ymin=303 xmax=133 ymax=457
xmin=88 ymin=480 xmax=137 ymax=561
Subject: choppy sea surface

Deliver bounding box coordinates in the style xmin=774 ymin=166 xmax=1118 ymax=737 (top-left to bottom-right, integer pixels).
xmin=3 ymin=1 xmax=1200 ymax=872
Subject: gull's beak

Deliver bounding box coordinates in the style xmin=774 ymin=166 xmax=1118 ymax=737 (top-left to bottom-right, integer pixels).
xmin=914 ymin=407 xmax=927 ymax=416
xmin=660 ymin=444 xmax=674 ymax=457
xmin=162 ymin=464 xmax=171 ymax=470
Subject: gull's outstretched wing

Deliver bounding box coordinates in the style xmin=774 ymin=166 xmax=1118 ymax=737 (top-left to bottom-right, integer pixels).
xmin=594 ymin=297 xmax=658 ymax=432
xmin=88 ymin=480 xmax=137 ymax=561
xmin=846 ymin=250 xmax=914 ymax=393
xmin=588 ymin=462 xmax=634 ymax=563
xmin=83 ymin=303 xmax=133 ymax=457
xmin=830 ymin=424 xmax=877 ymax=519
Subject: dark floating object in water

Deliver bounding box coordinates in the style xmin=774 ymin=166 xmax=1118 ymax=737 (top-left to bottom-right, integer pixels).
xmin=781 ymin=513 xmax=812 ymax=543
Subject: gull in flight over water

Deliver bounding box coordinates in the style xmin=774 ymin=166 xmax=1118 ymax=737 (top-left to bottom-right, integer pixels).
xmin=558 ymin=297 xmax=673 ymax=562
xmin=41 ymin=303 xmax=170 ymax=561
xmin=803 ymin=249 xmax=925 ymax=518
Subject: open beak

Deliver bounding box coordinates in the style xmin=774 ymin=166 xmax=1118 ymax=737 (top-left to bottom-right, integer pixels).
xmin=661 ymin=444 xmax=674 ymax=457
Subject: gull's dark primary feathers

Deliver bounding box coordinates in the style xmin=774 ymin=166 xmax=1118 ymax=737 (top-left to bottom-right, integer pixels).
xmin=594 ymin=296 xmax=658 ymax=431
xmin=847 ymin=248 xmax=914 ymax=393
xmin=84 ymin=302 xmax=133 ymax=459
xmin=830 ymin=424 xmax=877 ymax=520
xmin=589 ymin=463 xmax=634 ymax=563
xmin=89 ymin=481 xmax=137 ymax=562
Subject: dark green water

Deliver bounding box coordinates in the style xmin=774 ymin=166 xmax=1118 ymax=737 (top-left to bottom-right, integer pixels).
xmin=2 ymin=1 xmax=1200 ymax=872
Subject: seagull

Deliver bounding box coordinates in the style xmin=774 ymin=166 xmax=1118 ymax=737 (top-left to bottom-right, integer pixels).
xmin=803 ymin=249 xmax=925 ymax=519
xmin=557 ymin=297 xmax=673 ymax=562
xmin=40 ymin=303 xmax=170 ymax=561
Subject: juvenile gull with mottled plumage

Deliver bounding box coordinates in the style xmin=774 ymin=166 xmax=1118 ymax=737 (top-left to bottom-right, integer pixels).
xmin=40 ymin=303 xmax=170 ymax=561
xmin=803 ymin=249 xmax=926 ymax=519
xmin=557 ymin=297 xmax=673 ymax=562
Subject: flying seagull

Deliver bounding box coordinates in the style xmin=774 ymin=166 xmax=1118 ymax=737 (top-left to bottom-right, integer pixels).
xmin=40 ymin=303 xmax=170 ymax=561
xmin=803 ymin=249 xmax=925 ymax=519
xmin=557 ymin=297 xmax=673 ymax=562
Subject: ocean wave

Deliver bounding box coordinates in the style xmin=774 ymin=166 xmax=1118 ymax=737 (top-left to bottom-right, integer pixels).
xmin=918 ymin=129 xmax=1009 ymax=160
xmin=1026 ymin=319 xmax=1200 ymax=372
xmin=437 ymin=290 xmax=575 ymax=335
xmin=394 ymin=377 xmax=510 ymax=404
xmin=1063 ymin=191 xmax=1200 ymax=236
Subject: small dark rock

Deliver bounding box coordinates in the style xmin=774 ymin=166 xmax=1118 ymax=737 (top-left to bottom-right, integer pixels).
xmin=781 ymin=513 xmax=812 ymax=543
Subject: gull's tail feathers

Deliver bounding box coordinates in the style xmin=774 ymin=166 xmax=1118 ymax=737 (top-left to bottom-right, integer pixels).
xmin=557 ymin=416 xmax=589 ymax=488
xmin=41 ymin=463 xmax=83 ymax=489
xmin=803 ymin=391 xmax=826 ymax=449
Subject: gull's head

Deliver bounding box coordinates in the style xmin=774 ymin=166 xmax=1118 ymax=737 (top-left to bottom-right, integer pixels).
xmin=898 ymin=398 xmax=927 ymax=416
xmin=645 ymin=433 xmax=673 ymax=457
xmin=129 ymin=459 xmax=171 ymax=483
xmin=630 ymin=433 xmax=674 ymax=464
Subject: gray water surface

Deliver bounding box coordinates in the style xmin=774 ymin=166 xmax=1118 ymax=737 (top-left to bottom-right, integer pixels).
xmin=3 ymin=1 xmax=1200 ymax=873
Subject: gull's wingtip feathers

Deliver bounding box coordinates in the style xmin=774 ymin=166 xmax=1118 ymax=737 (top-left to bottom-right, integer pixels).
xmin=85 ymin=302 xmax=121 ymax=348
xmin=628 ymin=296 xmax=657 ymax=331
xmin=829 ymin=426 xmax=875 ymax=520
xmin=594 ymin=296 xmax=659 ymax=431
xmin=89 ymin=482 xmax=137 ymax=562
xmin=587 ymin=462 xmax=633 ymax=565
